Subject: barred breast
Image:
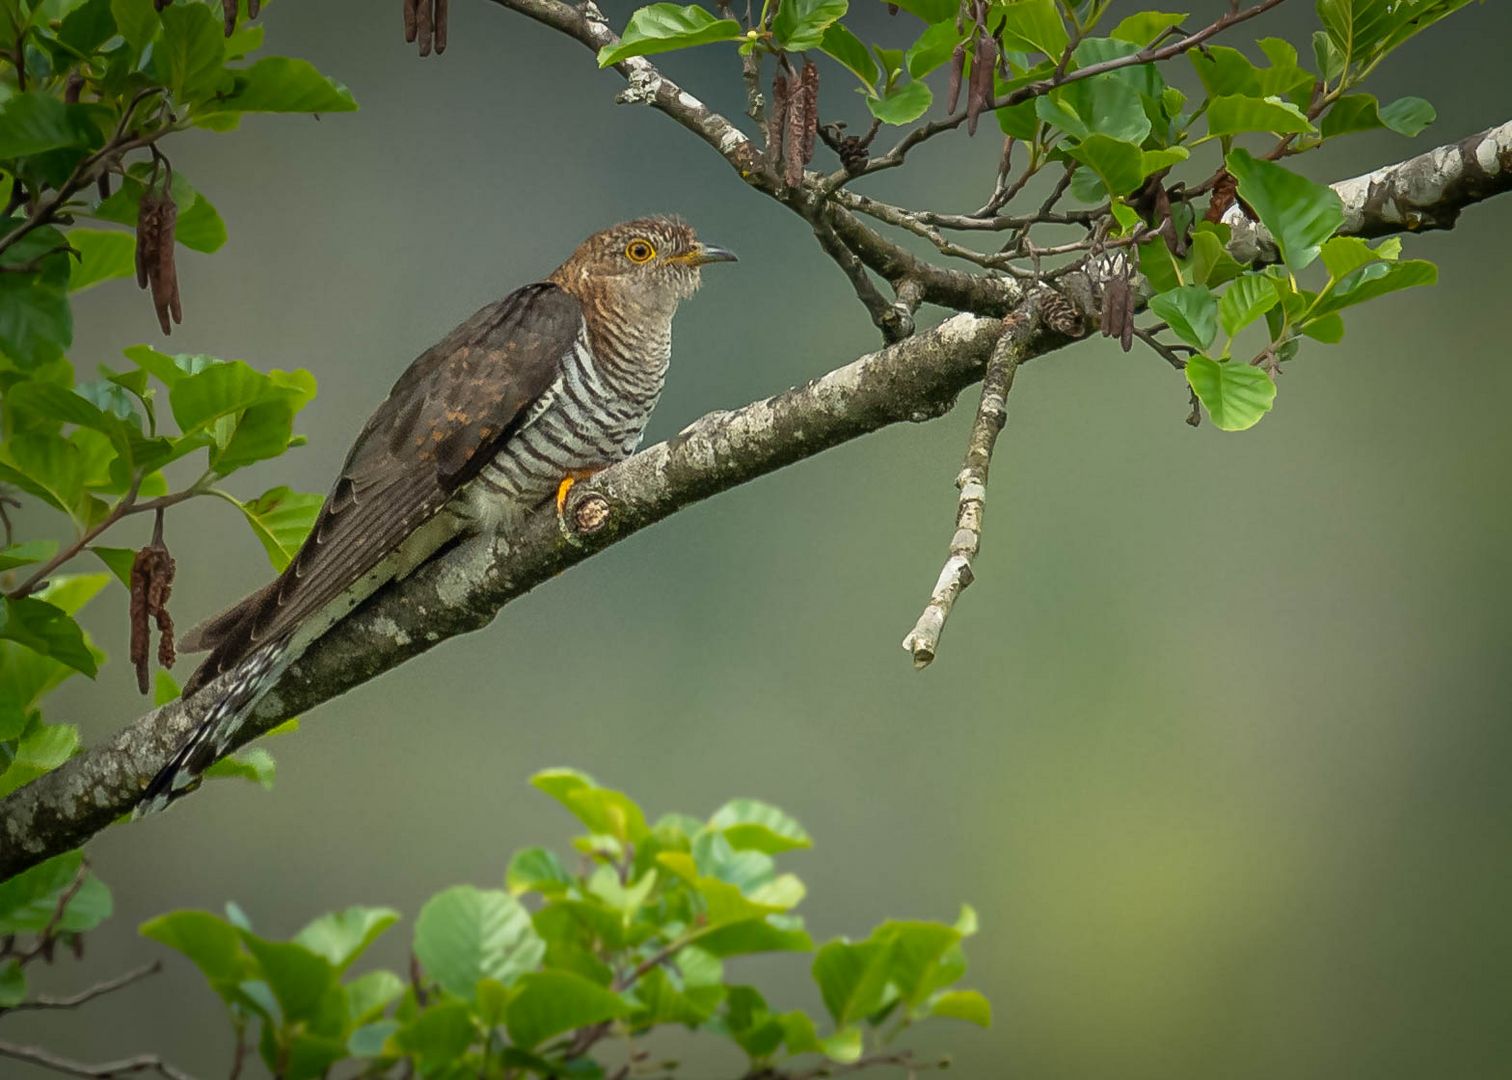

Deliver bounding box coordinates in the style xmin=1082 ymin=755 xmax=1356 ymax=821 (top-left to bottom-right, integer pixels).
xmin=470 ymin=322 xmax=669 ymax=505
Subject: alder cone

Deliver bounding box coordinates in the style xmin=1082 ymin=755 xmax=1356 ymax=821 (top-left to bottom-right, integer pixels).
xmin=1040 ymin=290 xmax=1084 ymax=337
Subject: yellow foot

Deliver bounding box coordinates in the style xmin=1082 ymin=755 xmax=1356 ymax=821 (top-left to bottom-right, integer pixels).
xmin=555 ymin=470 xmax=601 ymax=541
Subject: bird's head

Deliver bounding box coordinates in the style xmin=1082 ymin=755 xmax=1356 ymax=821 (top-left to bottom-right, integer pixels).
xmin=548 ymin=217 xmax=736 ymax=319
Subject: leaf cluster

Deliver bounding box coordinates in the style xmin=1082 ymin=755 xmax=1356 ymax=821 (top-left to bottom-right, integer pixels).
xmin=141 ymin=769 xmax=989 ymax=1078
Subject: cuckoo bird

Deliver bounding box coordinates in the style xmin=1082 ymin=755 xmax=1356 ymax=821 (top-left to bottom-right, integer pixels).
xmin=137 ymin=217 xmax=735 ymax=814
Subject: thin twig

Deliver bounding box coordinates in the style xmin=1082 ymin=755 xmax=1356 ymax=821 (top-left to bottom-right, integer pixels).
xmin=0 ymin=1041 xmax=197 ymax=1080
xmin=902 ymin=310 xmax=1036 ymax=668
xmin=0 ymin=961 xmax=161 ymax=1013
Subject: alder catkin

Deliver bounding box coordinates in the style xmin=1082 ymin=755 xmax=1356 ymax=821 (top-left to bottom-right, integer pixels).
xmin=417 ymin=0 xmax=433 ymax=57
xmin=967 ymin=33 xmax=996 ymax=136
xmin=783 ymin=62 xmax=819 ymax=188
xmin=404 ymin=0 xmax=419 ymax=43
xmin=222 ymin=0 xmax=237 ymax=36
xmin=946 ymin=43 xmax=965 ymax=115
xmin=434 ymin=0 xmax=449 ymax=53
xmin=767 ymin=72 xmax=790 ymax=174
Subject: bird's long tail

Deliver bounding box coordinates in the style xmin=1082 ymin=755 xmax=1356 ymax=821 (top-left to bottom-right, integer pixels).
xmin=135 ymin=639 xmax=292 ymax=817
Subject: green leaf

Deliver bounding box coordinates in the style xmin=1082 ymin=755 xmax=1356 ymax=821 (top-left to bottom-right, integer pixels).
xmin=1065 ymin=134 xmax=1145 ymax=196
xmin=202 ymin=747 xmax=276 ymax=789
xmin=1185 ymin=356 xmax=1277 ymax=431
xmin=506 ymin=846 xmax=573 ymax=897
xmin=697 ymin=917 xmax=815 ymax=957
xmin=822 ymin=22 xmax=878 ymax=89
xmin=0 ymin=93 xmax=93 ymax=159
xmin=0 ymin=597 xmax=96 ymax=675
xmin=66 ymin=228 xmax=137 ymax=292
xmin=0 ymin=850 xmax=110 ymax=933
xmin=632 ymin=965 xmax=722 ymax=1026
xmin=708 ymin=798 xmax=812 ymax=854
xmin=1321 ymin=93 xmax=1435 ymax=138
xmin=532 ymin=767 xmax=649 ymax=843
xmin=996 ymin=0 xmax=1068 ymax=58
xmin=234 ymin=486 xmax=322 ymax=571
xmin=2 ymin=433 xmax=82 ymax=515
xmin=1301 ymin=312 xmax=1345 ymax=343
xmin=0 ymin=959 xmax=23 ymax=1006
xmin=0 ymin=720 xmax=80 ymax=796
xmin=413 ymin=885 xmax=544 ymax=998
xmin=346 ymin=970 xmax=406 ymax=1025
xmin=1110 ymin=11 xmax=1187 ymax=45
xmin=773 ymin=0 xmax=847 ymax=53
xmin=1378 ymin=96 xmax=1435 ymax=136
xmin=393 ymin=1001 xmax=476 ymax=1069
xmin=202 ymin=58 xmax=358 ymax=115
xmin=141 ymin=910 xmax=246 ymax=984
xmin=91 ymin=545 xmax=136 ymax=587
xmin=239 ymin=933 xmax=338 ymax=1024
xmin=109 ymin=0 xmax=158 ymax=51
xmin=505 ymin=970 xmax=630 ymax=1049
xmin=865 ymin=80 xmax=931 ymax=125
xmin=1149 ymin=285 xmax=1219 ymax=351
xmin=1226 ymin=148 xmax=1343 ymax=271
xmin=0 ymin=540 xmax=57 ymax=571
xmin=596 ymin=5 xmax=744 ymax=67
xmin=904 ymin=19 xmax=963 ymax=79
xmin=929 ymin=988 xmax=992 ymax=1026
xmin=1313 ymin=258 xmax=1437 ymax=317
xmin=1204 ymin=94 xmax=1316 ymax=139
xmin=153 ymin=1 xmax=228 ymax=103
xmin=812 ymin=939 xmax=893 ymax=1026
xmin=1219 ymin=274 xmax=1279 ymax=337
xmin=294 ymin=906 xmax=400 ymax=971
xmin=0 ymin=277 xmax=71 ymax=368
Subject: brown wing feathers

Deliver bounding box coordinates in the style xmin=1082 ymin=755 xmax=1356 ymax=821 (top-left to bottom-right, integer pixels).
xmin=181 ymin=283 xmax=581 ymax=694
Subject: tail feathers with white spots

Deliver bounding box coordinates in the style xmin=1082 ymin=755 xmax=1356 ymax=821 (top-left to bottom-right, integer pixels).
xmin=136 ymin=640 xmax=290 ymax=816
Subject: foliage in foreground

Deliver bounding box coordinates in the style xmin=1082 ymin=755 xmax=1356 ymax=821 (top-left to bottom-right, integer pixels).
xmin=14 ymin=770 xmax=981 ymax=1078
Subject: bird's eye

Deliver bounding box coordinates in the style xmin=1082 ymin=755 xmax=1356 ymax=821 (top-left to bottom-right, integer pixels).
xmin=624 ymin=239 xmax=656 ymax=264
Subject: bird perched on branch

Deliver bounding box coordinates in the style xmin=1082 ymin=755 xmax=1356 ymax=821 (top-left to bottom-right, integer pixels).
xmin=138 ymin=217 xmax=735 ymax=814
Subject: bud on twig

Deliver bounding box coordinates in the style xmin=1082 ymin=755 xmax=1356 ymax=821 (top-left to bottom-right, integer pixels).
xmin=64 ymin=74 xmax=83 ymax=104
xmin=129 ymin=511 xmax=176 ymax=696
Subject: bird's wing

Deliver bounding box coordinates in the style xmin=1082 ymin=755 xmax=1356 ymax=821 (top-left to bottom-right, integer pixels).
xmin=181 ymin=282 xmax=582 ymax=693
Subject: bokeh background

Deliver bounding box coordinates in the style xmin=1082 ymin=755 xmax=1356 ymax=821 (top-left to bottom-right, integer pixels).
xmin=10 ymin=1 xmax=1512 ymax=1076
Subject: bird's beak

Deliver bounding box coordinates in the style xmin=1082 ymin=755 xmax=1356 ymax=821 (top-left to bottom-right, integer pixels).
xmin=685 ymin=242 xmax=738 ymax=266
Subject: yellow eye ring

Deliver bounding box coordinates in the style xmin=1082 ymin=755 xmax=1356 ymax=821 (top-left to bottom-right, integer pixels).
xmin=625 ymin=239 xmax=656 ymax=264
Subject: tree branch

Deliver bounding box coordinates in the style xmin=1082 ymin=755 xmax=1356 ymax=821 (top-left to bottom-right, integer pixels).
xmin=901 ymin=306 xmax=1036 ymax=668
xmin=0 ymin=84 xmax=1507 ymax=876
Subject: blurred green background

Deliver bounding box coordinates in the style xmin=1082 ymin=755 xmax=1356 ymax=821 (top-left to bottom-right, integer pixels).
xmin=10 ymin=1 xmax=1512 ymax=1076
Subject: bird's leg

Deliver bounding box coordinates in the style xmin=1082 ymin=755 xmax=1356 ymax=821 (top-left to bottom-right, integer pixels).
xmin=555 ymin=469 xmax=603 ymax=541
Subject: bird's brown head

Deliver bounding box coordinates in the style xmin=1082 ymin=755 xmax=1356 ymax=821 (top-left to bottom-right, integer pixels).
xmin=547 ymin=217 xmax=735 ymax=321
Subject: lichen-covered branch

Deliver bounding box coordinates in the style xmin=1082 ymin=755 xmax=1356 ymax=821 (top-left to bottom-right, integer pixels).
xmin=901 ymin=309 xmax=1035 ymax=669
xmin=1222 ymin=119 xmax=1512 ymax=260
xmin=0 ymin=313 xmax=1073 ymax=879
xmin=1 ymin=73 xmax=1508 ymax=877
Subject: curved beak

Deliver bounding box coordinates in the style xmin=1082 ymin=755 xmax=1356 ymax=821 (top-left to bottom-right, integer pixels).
xmin=688 ymin=242 xmax=738 ymax=266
